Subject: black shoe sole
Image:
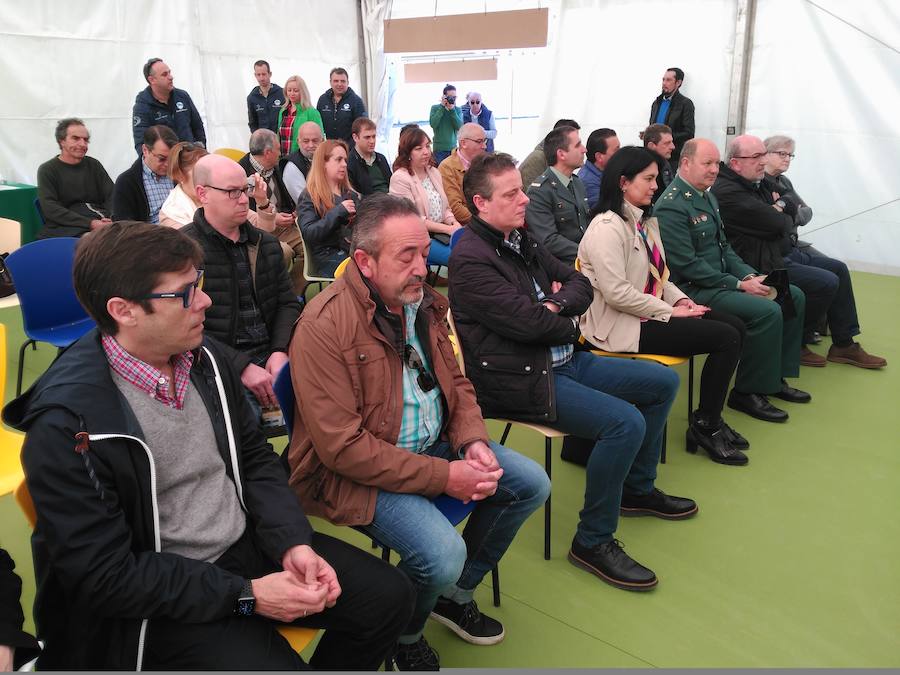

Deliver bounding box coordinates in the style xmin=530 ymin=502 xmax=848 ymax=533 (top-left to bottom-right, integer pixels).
xmin=567 ymin=549 xmax=658 ymax=591
xmin=771 ymin=393 xmax=811 ymax=404
xmin=619 ymin=503 xmax=699 ymax=519
xmin=727 ymin=399 xmax=789 ymax=423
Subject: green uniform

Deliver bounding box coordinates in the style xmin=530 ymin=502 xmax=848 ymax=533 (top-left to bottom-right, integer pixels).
xmin=653 ymin=175 xmax=804 ymax=394
xmin=525 ymin=167 xmax=590 ymax=265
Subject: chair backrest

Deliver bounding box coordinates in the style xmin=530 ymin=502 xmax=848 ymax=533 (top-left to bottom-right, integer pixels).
xmin=273 ymin=362 xmax=295 ymax=439
xmin=15 ymin=479 xmax=36 ymax=528
xmin=0 ymin=323 xmax=6 ymax=400
xmin=33 ymin=198 xmax=45 ymax=226
xmin=444 ymin=307 xmax=466 ymax=375
xmin=301 ymin=237 xmax=336 ymax=284
xmin=333 ymin=256 xmax=350 ymax=278
xmin=213 ymin=147 xmax=245 ymax=162
xmin=449 ymin=226 xmax=465 ymax=249
xmin=6 ymin=238 xmax=93 ymax=334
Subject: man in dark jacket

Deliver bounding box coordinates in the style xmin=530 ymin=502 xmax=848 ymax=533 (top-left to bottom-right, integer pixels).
xmin=112 ymin=124 xmax=178 ymax=222
xmin=449 ymin=153 xmax=696 ymax=594
xmin=1 ymin=221 xmax=413 ymax=670
xmin=132 ymin=58 xmax=206 ymax=154
xmin=347 ymin=117 xmax=392 ymax=196
xmin=316 ymin=67 xmax=367 ymax=144
xmin=180 ymin=154 xmax=302 ymax=420
xmin=648 ymin=68 xmax=695 ymax=165
xmin=247 ymin=60 xmax=285 ymax=133
xmin=0 ymin=549 xmax=40 ymax=670
xmin=643 ymin=123 xmax=675 ymax=204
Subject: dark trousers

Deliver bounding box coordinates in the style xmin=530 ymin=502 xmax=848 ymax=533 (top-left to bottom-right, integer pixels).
xmin=638 ymin=310 xmax=745 ymax=419
xmin=785 ymin=248 xmax=860 ymax=344
xmin=143 ymin=530 xmax=415 ymax=670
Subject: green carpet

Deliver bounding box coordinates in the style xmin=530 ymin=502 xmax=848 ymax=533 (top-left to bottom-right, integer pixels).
xmin=1 ymin=270 xmax=897 ymax=667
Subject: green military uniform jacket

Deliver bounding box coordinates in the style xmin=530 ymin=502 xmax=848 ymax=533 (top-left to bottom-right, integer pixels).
xmin=525 ymin=167 xmax=590 ymax=265
xmin=653 ymin=174 xmax=757 ymax=304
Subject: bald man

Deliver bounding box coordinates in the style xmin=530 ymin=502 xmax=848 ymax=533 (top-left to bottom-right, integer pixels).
xmin=439 ymin=122 xmax=488 ymax=224
xmin=180 ymin=154 xmax=301 ymax=421
xmin=283 ymin=121 xmax=324 ymax=205
xmin=654 ymin=138 xmax=808 ymax=424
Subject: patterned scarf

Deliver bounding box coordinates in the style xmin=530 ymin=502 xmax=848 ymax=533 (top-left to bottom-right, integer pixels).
xmin=637 ymin=220 xmax=668 ymax=298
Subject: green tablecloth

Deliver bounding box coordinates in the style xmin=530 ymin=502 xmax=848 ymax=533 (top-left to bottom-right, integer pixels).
xmin=0 ymin=183 xmax=41 ymax=246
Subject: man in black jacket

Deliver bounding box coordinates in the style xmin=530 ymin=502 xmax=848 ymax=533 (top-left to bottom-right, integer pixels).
xmin=1 ymin=221 xmax=413 ymax=670
xmin=112 ymin=125 xmax=178 ymax=222
xmin=347 ymin=117 xmax=392 ymax=196
xmin=180 ymin=154 xmax=302 ymax=420
xmin=316 ymin=67 xmax=367 ymax=144
xmin=648 ymin=68 xmax=695 ymax=165
xmin=449 ymin=153 xmax=697 ymax=593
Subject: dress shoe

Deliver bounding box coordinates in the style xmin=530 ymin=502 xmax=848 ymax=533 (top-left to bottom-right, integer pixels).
xmin=620 ymin=487 xmax=698 ymax=519
xmin=568 ymin=537 xmax=658 ymax=591
xmin=727 ymin=390 xmax=789 ymax=422
xmin=827 ymin=342 xmax=887 ymax=369
xmin=772 ymin=380 xmax=811 ymax=403
xmin=686 ymin=422 xmax=748 ymax=466
xmin=804 ymin=331 xmax=823 ymax=345
xmin=800 ymin=346 xmax=827 ymax=367
xmin=722 ymin=422 xmax=750 ymax=450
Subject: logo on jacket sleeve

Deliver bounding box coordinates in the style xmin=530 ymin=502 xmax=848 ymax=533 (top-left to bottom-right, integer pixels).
xmin=133 ymin=115 xmax=141 ymax=127
xmin=176 ymin=101 xmax=184 ymax=110
xmin=343 ymin=103 xmax=350 ymax=110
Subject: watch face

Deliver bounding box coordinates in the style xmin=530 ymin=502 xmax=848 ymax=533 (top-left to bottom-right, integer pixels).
xmin=236 ymin=597 xmax=255 ymax=616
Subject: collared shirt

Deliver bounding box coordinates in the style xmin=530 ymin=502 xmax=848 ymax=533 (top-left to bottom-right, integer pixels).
xmin=655 ymin=97 xmax=672 ymax=124
xmin=458 ymin=150 xmax=472 ymax=171
xmin=549 ymin=166 xmax=572 ymax=189
xmin=396 ymin=300 xmax=444 ymax=454
xmin=102 ymin=334 xmax=194 ymax=410
xmin=501 ymin=231 xmax=574 ymax=368
xmin=249 ymin=154 xmax=277 ymax=208
xmin=141 ymin=160 xmax=175 ymax=224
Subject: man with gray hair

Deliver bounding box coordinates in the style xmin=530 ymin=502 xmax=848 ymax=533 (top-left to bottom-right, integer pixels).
xmin=282 ymin=121 xmax=324 ymax=205
xmin=286 ymin=193 xmax=550 ymax=670
xmin=438 ymin=122 xmax=488 ymax=224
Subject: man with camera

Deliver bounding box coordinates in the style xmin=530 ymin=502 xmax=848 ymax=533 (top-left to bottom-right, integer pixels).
xmin=429 ymin=84 xmax=464 ymax=165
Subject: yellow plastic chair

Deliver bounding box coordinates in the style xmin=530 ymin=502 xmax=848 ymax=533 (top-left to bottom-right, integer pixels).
xmin=333 ymin=257 xmax=350 ymax=279
xmin=0 ymin=323 xmax=25 ymax=495
xmin=446 ymin=309 xmax=564 ymax=560
xmin=213 ymin=147 xmax=245 ymax=162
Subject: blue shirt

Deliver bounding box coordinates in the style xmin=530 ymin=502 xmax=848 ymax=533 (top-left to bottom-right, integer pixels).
xmin=655 ymin=97 xmax=672 ymax=124
xmin=141 ymin=161 xmax=174 ymax=224
xmin=396 ymin=301 xmax=444 ymax=453
xmin=578 ymin=161 xmax=603 ymax=210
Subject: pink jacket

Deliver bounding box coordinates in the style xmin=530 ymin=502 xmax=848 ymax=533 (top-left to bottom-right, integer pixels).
xmin=389 ymin=166 xmax=454 ymax=224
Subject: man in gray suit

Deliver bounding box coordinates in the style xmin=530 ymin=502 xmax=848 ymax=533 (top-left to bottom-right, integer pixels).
xmin=524 ymin=126 xmax=590 ymax=265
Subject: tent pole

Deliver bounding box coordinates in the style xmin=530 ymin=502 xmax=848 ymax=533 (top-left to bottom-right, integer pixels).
xmin=725 ymin=0 xmax=758 ymax=145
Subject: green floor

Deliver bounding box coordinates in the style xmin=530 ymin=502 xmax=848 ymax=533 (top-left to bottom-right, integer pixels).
xmin=1 ymin=271 xmax=898 ymax=668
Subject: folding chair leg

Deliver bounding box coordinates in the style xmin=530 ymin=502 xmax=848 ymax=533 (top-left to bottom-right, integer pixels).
xmin=381 ymin=546 xmax=390 ymax=563
xmin=499 ymin=423 xmax=511 ymax=445
xmin=660 ymin=422 xmax=668 ymax=464
xmin=544 ymin=437 xmax=552 ymax=560
xmin=688 ymin=356 xmax=695 ymax=416
xmin=491 ymin=566 xmax=500 ymax=607
xmin=16 ymin=339 xmax=35 ymax=397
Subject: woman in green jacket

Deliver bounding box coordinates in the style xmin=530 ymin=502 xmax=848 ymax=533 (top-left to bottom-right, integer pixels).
xmin=277 ymin=75 xmax=324 ymax=155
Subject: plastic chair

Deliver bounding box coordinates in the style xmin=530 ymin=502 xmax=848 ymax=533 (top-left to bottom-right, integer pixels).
xmin=33 ymin=198 xmax=45 ymax=226
xmin=5 ymin=238 xmax=96 ymax=395
xmin=272 ymin=362 xmax=502 ymax=607
xmin=449 ymin=226 xmax=465 ymax=249
xmin=0 ymin=324 xmax=25 ymax=496
xmin=333 ymin=256 xmax=350 ymax=279
xmin=213 ymin=147 xmax=246 ymax=162
xmin=446 ymin=308 xmax=562 ymax=560
xmin=301 ymin=238 xmax=337 ymax=294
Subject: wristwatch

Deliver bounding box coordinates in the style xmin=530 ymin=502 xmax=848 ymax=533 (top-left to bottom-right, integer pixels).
xmin=235 ymin=579 xmax=255 ymax=616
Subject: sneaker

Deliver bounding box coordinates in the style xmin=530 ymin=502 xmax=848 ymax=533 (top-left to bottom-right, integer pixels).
xmin=430 ymin=597 xmax=505 ymax=645
xmin=392 ymin=636 xmax=440 ymax=671
xmin=827 ymin=342 xmax=887 ymax=369
xmin=567 ymin=537 xmax=658 ymax=591
xmin=800 ymin=346 xmax=827 ymax=367
xmin=620 ymin=487 xmax=698 ymax=520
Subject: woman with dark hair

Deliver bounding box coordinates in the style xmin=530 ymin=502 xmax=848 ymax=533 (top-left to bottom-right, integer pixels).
xmin=389 ymin=126 xmax=462 ymax=266
xmin=297 ymin=139 xmax=360 ymax=276
xmin=578 ymin=146 xmax=750 ymax=466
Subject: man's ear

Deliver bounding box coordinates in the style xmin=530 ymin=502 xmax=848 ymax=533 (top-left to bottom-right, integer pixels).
xmin=106 ymin=297 xmax=140 ymax=329
xmin=353 ymin=249 xmax=374 ymax=279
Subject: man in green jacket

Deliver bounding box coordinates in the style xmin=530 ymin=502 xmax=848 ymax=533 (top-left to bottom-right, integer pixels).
xmin=654 ymin=138 xmax=810 ymax=423
xmin=429 ymin=84 xmax=463 ymax=165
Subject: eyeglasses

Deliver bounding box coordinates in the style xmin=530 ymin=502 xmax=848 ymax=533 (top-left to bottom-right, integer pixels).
xmin=469 ymin=100 xmax=481 ymax=105
xmin=404 ymin=344 xmax=437 ymax=392
xmin=203 ymin=184 xmax=252 ymax=200
xmin=462 ymin=137 xmax=487 ymax=145
xmin=769 ymin=151 xmax=795 ymax=159
xmin=138 ymin=269 xmax=205 ymax=308
xmin=148 ymin=151 xmax=169 ymax=163
xmin=732 ymin=153 xmax=767 ymax=160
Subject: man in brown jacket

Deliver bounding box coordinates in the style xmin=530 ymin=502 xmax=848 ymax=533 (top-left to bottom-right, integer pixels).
xmin=287 ymin=193 xmax=549 ymax=671
xmin=438 ymin=122 xmax=488 ymax=225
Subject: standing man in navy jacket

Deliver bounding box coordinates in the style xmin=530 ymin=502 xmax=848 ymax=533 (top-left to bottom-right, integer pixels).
xmin=247 ymin=60 xmax=285 ymax=134
xmin=316 ymin=67 xmax=367 ymax=144
xmin=132 ymin=58 xmax=206 ymax=155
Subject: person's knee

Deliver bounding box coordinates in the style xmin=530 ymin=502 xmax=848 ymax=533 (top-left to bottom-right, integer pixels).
xmin=608 ymin=405 xmax=646 ymax=447
xmin=372 ymin=564 xmax=416 ymax=629
xmin=656 ymin=366 xmax=680 ymax=402
xmin=415 ymin=532 xmax=467 ymax=591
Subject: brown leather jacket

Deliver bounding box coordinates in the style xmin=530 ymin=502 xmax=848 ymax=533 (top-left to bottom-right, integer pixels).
xmin=286 ymin=261 xmax=489 ymax=526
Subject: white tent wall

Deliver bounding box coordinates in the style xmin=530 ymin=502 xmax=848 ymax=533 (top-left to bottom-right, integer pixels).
xmin=0 ymin=0 xmax=363 ymax=186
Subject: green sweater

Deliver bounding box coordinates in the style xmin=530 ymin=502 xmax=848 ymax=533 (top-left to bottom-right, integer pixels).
xmin=428 ymin=104 xmax=463 ymax=152
xmin=276 ymin=105 xmax=325 ymax=154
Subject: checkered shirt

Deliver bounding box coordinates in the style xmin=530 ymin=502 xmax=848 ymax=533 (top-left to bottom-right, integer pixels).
xmin=142 ymin=160 xmax=175 ymax=224
xmin=102 ymin=334 xmax=194 ymax=410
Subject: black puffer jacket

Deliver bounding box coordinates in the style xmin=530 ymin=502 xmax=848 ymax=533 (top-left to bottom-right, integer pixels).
xmin=711 ymin=162 xmax=795 ymax=274
xmin=181 ymin=209 xmax=302 ymax=373
xmin=448 ymin=216 xmax=592 ymax=423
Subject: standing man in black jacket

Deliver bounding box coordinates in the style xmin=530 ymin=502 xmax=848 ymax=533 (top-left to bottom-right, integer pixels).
xmin=180 ymin=154 xmax=302 ymax=420
xmin=1 ymin=221 xmax=413 ymax=670
xmin=112 ymin=125 xmax=178 ymax=223
xmin=247 ymin=60 xmax=285 ymax=134
xmin=648 ymin=68 xmax=695 ymax=165
xmin=449 ymin=153 xmax=697 ymax=593
xmin=316 ymin=67 xmax=367 ymax=144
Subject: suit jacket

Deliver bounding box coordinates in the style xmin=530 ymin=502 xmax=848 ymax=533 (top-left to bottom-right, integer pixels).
xmin=648 ymin=91 xmax=695 ymax=162
xmin=112 ymin=158 xmax=150 ymax=222
xmin=438 ymin=149 xmax=471 ymax=224
xmin=388 ymin=166 xmax=454 ymax=225
xmin=524 ymin=167 xmax=590 ymax=265
xmin=577 ymin=202 xmax=687 ymax=352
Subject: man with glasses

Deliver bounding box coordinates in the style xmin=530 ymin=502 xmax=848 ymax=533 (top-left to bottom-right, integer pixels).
xmin=113 ymin=125 xmax=178 ymax=223
xmin=132 ymin=58 xmax=206 ymax=155
xmin=3 ymin=221 xmax=414 ymax=669
xmin=439 ymin=123 xmax=488 ymax=224
xmin=180 ymin=154 xmax=302 ymax=422
xmin=286 ymin=194 xmax=550 ymax=671
xmin=461 ymin=92 xmax=496 ymax=153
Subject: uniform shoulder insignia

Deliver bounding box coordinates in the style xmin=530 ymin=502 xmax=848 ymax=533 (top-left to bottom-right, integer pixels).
xmin=530 ymin=182 xmax=542 ymax=188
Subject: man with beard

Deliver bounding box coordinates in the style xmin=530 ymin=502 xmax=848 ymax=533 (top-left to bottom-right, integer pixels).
xmin=648 ymin=68 xmax=694 ymax=165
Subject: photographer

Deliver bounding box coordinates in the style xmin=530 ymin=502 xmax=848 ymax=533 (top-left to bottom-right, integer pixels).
xmin=428 ymin=84 xmax=463 ymax=165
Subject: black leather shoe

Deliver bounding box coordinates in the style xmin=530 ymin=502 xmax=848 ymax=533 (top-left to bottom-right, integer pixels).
xmin=722 ymin=422 xmax=750 ymax=450
xmin=568 ymin=538 xmax=657 ymax=591
xmin=727 ymin=390 xmax=789 ymax=422
xmin=771 ymin=380 xmax=812 ymax=403
xmin=686 ymin=425 xmax=748 ymax=466
xmin=620 ymin=487 xmax=698 ymax=519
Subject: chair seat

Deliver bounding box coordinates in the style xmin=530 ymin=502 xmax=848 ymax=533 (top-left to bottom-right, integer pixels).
xmin=27 ymin=318 xmax=96 ymax=348
xmin=589 ymin=349 xmax=688 ymax=367
xmin=494 ymin=419 xmax=568 ymax=439
xmin=276 ymin=625 xmax=318 ymax=654
xmin=432 ymin=493 xmax=477 ymax=526
xmin=0 ymin=427 xmax=25 ymax=496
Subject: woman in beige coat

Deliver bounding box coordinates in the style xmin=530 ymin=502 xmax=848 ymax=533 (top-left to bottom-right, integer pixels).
xmin=578 ymin=147 xmax=748 ymax=466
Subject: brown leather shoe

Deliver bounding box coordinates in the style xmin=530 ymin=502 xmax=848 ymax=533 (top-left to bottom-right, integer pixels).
xmin=827 ymin=342 xmax=887 ymax=369
xmin=800 ymin=346 xmax=827 ymax=367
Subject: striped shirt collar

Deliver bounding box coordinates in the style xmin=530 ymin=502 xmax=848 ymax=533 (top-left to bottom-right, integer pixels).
xmin=101 ymin=334 xmax=194 ymax=410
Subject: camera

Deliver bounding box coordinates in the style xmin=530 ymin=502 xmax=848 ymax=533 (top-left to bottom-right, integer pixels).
xmin=445 ymin=95 xmax=456 ymax=105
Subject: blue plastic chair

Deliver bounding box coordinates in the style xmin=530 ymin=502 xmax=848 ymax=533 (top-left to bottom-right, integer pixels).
xmin=449 ymin=226 xmax=465 ymax=249
xmin=33 ymin=198 xmax=46 ymax=226
xmin=6 ymin=237 xmax=96 ymax=395
xmin=272 ymin=362 xmax=501 ymax=607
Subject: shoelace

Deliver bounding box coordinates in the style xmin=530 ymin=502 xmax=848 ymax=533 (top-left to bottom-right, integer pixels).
xmin=460 ymin=600 xmax=482 ymax=629
xmin=400 ymin=638 xmax=439 ymax=669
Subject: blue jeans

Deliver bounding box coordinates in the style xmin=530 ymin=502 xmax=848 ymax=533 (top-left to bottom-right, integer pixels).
xmin=360 ymin=440 xmax=550 ymax=640
xmin=551 ymin=351 xmax=679 ymax=548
